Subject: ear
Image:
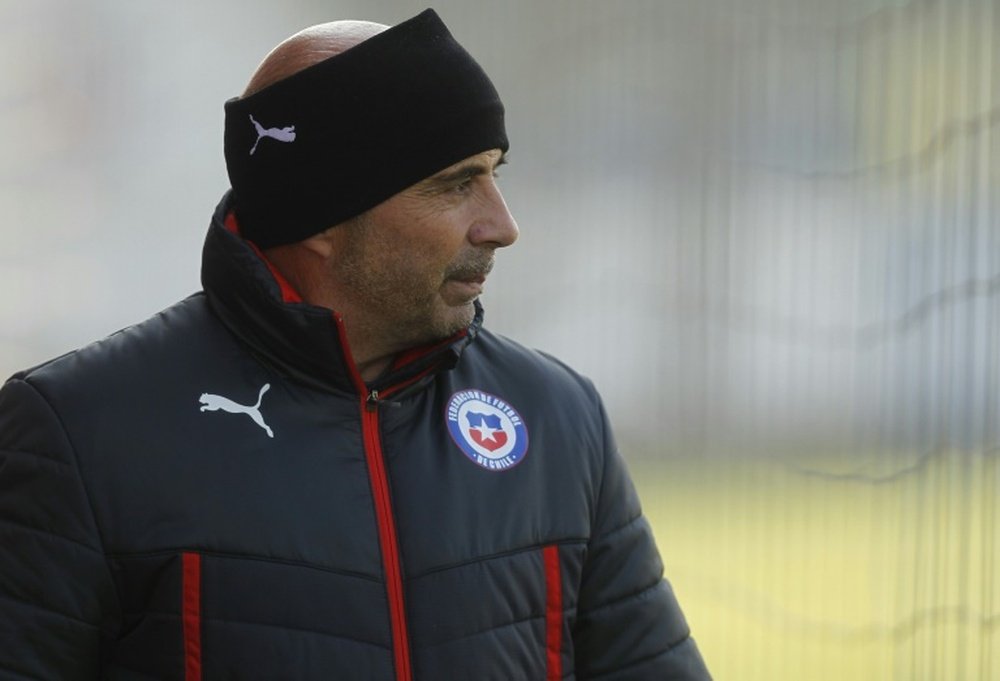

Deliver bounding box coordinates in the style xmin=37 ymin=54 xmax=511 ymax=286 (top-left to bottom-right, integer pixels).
xmin=298 ymin=227 xmax=338 ymax=259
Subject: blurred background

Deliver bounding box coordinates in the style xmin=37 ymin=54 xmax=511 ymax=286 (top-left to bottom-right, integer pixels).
xmin=2 ymin=0 xmax=997 ymax=678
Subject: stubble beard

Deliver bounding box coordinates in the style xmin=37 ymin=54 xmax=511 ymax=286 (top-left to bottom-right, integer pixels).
xmin=335 ymin=219 xmax=489 ymax=353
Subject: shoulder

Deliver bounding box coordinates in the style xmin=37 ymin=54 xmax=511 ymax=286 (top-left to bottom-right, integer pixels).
xmin=11 ymin=292 xmax=222 ymax=407
xmin=3 ymin=292 xmax=267 ymax=473
xmin=456 ymin=328 xmax=607 ymax=436
xmin=466 ymin=327 xmax=599 ymax=400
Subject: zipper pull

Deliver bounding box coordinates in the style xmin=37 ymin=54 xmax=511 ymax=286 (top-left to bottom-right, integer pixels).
xmin=366 ymin=389 xmax=379 ymax=411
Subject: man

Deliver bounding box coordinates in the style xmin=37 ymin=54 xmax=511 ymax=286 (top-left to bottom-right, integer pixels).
xmin=0 ymin=9 xmax=710 ymax=680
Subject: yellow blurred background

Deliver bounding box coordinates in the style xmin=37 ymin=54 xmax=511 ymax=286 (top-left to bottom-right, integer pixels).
xmin=640 ymin=450 xmax=998 ymax=680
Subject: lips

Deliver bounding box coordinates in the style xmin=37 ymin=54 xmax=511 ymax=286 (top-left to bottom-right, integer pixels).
xmin=443 ymin=259 xmax=492 ymax=302
xmin=446 ymin=255 xmax=494 ymax=285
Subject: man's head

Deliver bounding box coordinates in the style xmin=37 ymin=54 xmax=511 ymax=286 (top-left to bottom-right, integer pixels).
xmin=223 ymin=9 xmax=509 ymax=248
xmin=223 ymin=10 xmax=518 ymax=369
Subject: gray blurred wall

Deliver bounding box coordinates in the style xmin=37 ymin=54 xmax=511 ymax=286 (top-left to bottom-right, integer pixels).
xmin=2 ymin=0 xmax=998 ymax=461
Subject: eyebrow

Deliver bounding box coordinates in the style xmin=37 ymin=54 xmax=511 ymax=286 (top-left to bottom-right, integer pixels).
xmin=427 ymin=153 xmax=508 ymax=187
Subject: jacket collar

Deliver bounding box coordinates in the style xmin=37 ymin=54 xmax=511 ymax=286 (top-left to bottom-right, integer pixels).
xmin=201 ymin=191 xmax=481 ymax=396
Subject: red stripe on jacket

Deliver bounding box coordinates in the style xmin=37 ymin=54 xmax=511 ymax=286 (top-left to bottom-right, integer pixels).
xmin=544 ymin=545 xmax=563 ymax=680
xmin=182 ymin=552 xmax=202 ymax=681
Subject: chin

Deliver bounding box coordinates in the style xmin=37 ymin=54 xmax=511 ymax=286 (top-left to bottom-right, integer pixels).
xmin=430 ymin=302 xmax=475 ymax=339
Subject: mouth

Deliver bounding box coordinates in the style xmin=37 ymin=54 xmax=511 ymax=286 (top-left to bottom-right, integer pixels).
xmin=443 ymin=258 xmax=494 ymax=301
xmin=449 ymin=273 xmax=487 ymax=285
xmin=446 ymin=256 xmax=494 ymax=286
xmin=444 ymin=275 xmax=485 ymax=297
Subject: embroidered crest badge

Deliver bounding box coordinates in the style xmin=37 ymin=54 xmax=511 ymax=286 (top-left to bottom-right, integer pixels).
xmin=446 ymin=389 xmax=528 ymax=471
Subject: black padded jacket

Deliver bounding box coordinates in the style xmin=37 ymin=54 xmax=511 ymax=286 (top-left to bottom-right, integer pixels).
xmin=0 ymin=193 xmax=710 ymax=680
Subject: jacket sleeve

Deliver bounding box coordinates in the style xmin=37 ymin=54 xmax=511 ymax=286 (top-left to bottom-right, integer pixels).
xmin=0 ymin=377 xmax=118 ymax=679
xmin=572 ymin=398 xmax=711 ymax=680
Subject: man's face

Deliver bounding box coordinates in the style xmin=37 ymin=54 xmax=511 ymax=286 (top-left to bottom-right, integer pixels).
xmin=333 ymin=148 xmax=518 ymax=350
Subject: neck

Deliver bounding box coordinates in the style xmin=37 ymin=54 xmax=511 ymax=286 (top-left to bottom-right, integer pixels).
xmin=341 ymin=320 xmax=397 ymax=382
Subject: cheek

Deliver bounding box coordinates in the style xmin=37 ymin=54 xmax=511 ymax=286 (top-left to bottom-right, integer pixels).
xmin=400 ymin=240 xmax=457 ymax=281
xmin=369 ymin=246 xmax=444 ymax=296
xmin=364 ymin=211 xmax=468 ymax=286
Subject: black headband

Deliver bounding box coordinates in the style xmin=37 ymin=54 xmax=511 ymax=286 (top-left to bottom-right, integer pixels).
xmin=223 ymin=8 xmax=508 ymax=248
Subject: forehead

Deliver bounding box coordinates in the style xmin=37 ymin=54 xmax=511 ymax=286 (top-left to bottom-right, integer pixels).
xmin=421 ymin=149 xmax=506 ymax=183
xmin=362 ymin=147 xmax=506 ymax=219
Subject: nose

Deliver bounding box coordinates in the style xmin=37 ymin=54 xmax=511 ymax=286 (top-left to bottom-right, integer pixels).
xmin=468 ymin=181 xmax=519 ymax=248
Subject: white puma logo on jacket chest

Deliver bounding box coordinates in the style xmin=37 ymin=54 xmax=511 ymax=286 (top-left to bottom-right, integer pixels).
xmin=199 ymin=383 xmax=274 ymax=438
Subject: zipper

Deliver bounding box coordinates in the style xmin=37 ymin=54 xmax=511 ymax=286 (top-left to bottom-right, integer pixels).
xmin=361 ymin=388 xmax=413 ymax=681
xmin=332 ymin=310 xmax=416 ymax=681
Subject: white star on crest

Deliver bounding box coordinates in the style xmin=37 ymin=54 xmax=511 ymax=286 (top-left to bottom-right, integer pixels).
xmin=471 ymin=424 xmax=499 ymax=443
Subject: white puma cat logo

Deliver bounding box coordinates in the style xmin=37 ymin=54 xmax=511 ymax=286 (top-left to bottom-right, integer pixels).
xmin=249 ymin=114 xmax=297 ymax=155
xmin=199 ymin=383 xmax=274 ymax=438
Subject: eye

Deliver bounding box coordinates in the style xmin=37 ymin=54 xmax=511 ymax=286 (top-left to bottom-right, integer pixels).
xmin=449 ymin=176 xmax=476 ymax=195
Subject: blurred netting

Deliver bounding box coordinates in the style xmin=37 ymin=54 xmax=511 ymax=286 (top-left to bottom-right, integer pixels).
xmin=592 ymin=1 xmax=1000 ymax=679
xmin=2 ymin=0 xmax=998 ymax=679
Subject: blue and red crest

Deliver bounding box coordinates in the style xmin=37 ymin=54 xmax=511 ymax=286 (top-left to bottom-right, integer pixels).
xmin=446 ymin=389 xmax=529 ymax=471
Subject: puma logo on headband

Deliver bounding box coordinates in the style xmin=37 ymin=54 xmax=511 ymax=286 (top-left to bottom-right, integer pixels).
xmin=249 ymin=115 xmax=297 ymax=155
